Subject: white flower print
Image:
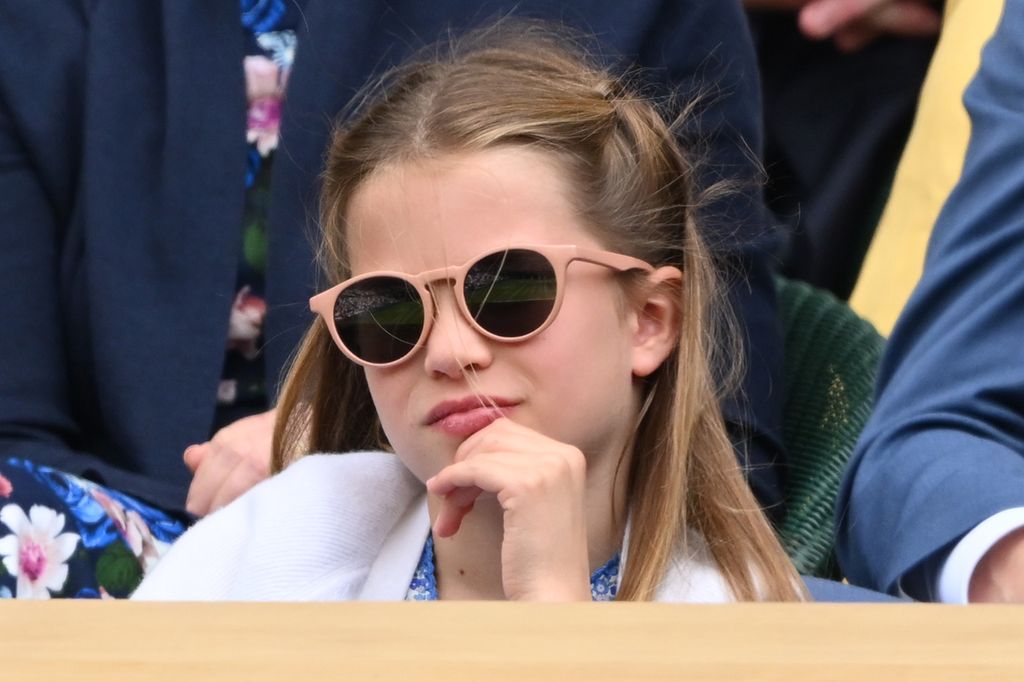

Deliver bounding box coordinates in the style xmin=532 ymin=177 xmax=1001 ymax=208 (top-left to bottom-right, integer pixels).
xmin=227 ymin=285 xmax=267 ymax=359
xmin=217 ymin=379 xmax=239 ymax=405
xmin=0 ymin=504 xmax=80 ymax=599
xmin=256 ymin=30 xmax=296 ymax=69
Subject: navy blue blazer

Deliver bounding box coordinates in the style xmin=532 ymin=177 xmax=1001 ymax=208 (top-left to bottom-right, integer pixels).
xmin=837 ymin=0 xmax=1024 ymax=596
xmin=0 ymin=0 xmax=784 ymax=514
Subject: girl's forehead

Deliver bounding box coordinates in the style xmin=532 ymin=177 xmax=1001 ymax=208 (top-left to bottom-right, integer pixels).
xmin=343 ymin=148 xmax=602 ymax=275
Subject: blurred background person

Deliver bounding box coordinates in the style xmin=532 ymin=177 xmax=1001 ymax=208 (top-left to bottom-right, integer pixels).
xmin=745 ymin=0 xmax=941 ymax=298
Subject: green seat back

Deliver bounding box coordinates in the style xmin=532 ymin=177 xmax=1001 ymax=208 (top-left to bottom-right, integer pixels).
xmin=775 ymin=277 xmax=885 ymax=578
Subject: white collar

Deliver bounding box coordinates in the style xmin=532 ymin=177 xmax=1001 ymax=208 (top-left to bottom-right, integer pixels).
xmin=357 ymin=493 xmax=732 ymax=602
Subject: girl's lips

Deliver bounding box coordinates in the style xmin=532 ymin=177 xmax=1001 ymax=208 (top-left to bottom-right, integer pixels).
xmin=433 ymin=405 xmax=511 ymax=438
xmin=424 ymin=396 xmax=518 ymax=438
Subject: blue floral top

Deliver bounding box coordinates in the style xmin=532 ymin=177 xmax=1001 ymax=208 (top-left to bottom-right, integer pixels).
xmin=406 ymin=534 xmax=621 ymax=601
xmin=213 ymin=0 xmax=299 ymax=432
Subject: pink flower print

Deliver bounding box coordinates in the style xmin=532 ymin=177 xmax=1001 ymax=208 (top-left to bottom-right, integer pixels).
xmin=244 ymin=55 xmax=288 ymax=156
xmin=89 ymin=489 xmax=168 ymax=574
xmin=227 ymin=285 xmax=268 ymax=360
xmin=0 ymin=474 xmax=11 ymax=498
xmin=0 ymin=504 xmax=80 ymax=599
xmin=248 ymin=98 xmax=282 ymax=156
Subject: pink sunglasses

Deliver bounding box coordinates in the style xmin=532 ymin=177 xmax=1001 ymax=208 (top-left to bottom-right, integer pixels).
xmin=309 ymin=244 xmax=655 ymax=367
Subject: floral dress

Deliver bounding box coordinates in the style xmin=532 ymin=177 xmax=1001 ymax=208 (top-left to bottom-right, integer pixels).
xmin=0 ymin=0 xmax=296 ymax=599
xmin=0 ymin=460 xmax=185 ymax=599
xmin=214 ymin=0 xmax=297 ymax=431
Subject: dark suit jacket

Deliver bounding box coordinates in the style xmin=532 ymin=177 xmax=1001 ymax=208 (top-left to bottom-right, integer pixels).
xmin=837 ymin=0 xmax=1024 ymax=596
xmin=748 ymin=11 xmax=936 ymax=299
xmin=0 ymin=0 xmax=784 ymax=514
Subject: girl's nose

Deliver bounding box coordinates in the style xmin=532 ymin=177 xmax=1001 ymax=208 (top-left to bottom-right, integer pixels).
xmin=422 ymin=286 xmax=494 ymax=379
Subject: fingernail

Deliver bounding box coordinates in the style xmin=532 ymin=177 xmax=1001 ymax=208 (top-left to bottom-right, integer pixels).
xmin=183 ymin=444 xmax=201 ymax=464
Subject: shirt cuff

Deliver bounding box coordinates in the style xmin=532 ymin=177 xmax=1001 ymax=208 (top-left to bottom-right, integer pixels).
xmin=937 ymin=508 xmax=1024 ymax=603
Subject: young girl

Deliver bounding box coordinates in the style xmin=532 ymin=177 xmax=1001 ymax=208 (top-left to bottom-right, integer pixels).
xmin=133 ymin=26 xmax=806 ymax=602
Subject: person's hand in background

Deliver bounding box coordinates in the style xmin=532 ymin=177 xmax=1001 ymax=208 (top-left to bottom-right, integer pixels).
xmin=183 ymin=408 xmax=276 ymax=516
xmin=746 ymin=0 xmax=941 ymax=51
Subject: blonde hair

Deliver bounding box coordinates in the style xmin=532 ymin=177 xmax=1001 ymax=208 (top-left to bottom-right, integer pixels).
xmin=273 ymin=24 xmax=805 ymax=601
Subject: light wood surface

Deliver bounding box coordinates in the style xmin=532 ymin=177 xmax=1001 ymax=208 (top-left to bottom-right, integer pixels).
xmin=1 ymin=602 xmax=1022 ymax=680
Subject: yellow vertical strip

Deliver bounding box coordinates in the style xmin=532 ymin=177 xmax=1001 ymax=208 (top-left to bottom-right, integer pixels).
xmin=849 ymin=0 xmax=1005 ymax=335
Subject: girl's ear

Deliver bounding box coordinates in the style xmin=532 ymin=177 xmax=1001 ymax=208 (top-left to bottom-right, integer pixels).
xmin=630 ymin=266 xmax=683 ymax=378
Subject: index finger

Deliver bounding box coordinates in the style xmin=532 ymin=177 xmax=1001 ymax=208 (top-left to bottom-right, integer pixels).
xmin=452 ymin=416 xmax=521 ymax=463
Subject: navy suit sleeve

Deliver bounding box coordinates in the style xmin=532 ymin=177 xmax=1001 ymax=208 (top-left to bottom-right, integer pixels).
xmin=837 ymin=0 xmax=1024 ymax=595
xmin=0 ymin=1 xmax=85 ymax=466
xmin=0 ymin=1 xmax=189 ymax=510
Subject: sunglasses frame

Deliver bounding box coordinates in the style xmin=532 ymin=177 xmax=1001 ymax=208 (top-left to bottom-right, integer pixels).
xmin=310 ymin=244 xmax=656 ymax=368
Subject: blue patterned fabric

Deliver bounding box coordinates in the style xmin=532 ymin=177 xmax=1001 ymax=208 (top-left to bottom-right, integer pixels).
xmin=240 ymin=0 xmax=287 ymax=34
xmin=0 ymin=458 xmax=187 ymax=599
xmin=590 ymin=551 xmax=620 ymax=601
xmin=406 ymin=533 xmax=438 ymax=600
xmin=406 ymin=534 xmax=620 ymax=601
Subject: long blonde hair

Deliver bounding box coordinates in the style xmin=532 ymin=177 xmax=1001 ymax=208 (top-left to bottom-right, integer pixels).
xmin=273 ymin=24 xmax=805 ymax=601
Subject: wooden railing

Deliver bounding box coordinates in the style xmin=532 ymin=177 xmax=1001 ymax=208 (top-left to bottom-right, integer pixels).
xmin=3 ymin=602 xmax=1023 ymax=680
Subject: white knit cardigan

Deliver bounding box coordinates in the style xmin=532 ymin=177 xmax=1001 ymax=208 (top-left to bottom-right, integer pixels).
xmin=131 ymin=451 xmax=733 ymax=602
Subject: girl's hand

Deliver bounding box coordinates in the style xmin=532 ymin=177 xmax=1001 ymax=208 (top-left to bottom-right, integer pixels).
xmin=426 ymin=418 xmax=591 ymax=601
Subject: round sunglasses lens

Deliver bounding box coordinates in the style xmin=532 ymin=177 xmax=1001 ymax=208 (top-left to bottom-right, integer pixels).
xmin=334 ymin=277 xmax=424 ymax=364
xmin=464 ymin=249 xmax=557 ymax=338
